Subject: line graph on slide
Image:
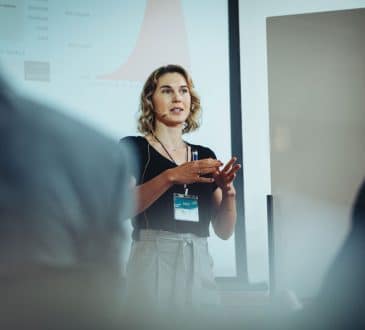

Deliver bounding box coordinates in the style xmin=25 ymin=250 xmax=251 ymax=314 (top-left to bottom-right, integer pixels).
xmin=98 ymin=0 xmax=191 ymax=82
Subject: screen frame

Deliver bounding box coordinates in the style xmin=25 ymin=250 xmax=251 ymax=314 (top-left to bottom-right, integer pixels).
xmin=215 ymin=0 xmax=260 ymax=290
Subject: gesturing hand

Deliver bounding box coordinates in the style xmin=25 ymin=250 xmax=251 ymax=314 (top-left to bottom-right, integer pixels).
xmin=213 ymin=157 xmax=241 ymax=196
xmin=167 ymin=158 xmax=222 ymax=185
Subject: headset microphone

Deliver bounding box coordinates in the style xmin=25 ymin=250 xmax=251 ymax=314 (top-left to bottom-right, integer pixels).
xmin=159 ymin=111 xmax=169 ymax=118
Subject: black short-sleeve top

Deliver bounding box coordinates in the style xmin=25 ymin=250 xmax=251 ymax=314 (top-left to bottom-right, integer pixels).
xmin=120 ymin=136 xmax=218 ymax=239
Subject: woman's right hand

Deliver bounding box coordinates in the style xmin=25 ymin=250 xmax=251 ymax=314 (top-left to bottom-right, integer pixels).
xmin=166 ymin=158 xmax=222 ymax=185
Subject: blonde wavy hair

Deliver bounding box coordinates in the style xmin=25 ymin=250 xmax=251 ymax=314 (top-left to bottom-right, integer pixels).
xmin=137 ymin=64 xmax=201 ymax=135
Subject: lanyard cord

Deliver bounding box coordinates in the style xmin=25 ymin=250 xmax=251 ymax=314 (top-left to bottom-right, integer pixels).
xmin=153 ymin=134 xmax=189 ymax=195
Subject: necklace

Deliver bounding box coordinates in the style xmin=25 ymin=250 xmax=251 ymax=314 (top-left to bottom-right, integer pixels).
xmin=170 ymin=145 xmax=185 ymax=152
xmin=154 ymin=135 xmax=185 ymax=152
xmin=153 ymin=134 xmax=188 ymax=164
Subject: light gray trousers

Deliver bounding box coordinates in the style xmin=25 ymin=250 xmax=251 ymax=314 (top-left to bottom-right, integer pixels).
xmin=126 ymin=229 xmax=220 ymax=310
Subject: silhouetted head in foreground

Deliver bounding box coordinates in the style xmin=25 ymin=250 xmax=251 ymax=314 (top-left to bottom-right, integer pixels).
xmin=301 ymin=179 xmax=365 ymax=329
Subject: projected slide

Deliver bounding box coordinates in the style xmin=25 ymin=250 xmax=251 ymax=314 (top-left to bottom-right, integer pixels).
xmin=0 ymin=0 xmax=235 ymax=277
xmin=99 ymin=0 xmax=191 ymax=81
xmin=0 ymin=1 xmax=24 ymax=42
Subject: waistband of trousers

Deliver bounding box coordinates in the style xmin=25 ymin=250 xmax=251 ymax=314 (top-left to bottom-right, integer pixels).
xmin=137 ymin=229 xmax=207 ymax=243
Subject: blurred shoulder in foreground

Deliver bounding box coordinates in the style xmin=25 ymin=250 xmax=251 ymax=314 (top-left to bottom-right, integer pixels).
xmin=0 ymin=73 xmax=133 ymax=329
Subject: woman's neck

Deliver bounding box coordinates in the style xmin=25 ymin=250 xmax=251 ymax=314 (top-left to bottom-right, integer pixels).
xmin=152 ymin=124 xmax=184 ymax=148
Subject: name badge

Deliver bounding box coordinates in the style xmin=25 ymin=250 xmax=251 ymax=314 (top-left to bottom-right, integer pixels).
xmin=173 ymin=193 xmax=199 ymax=222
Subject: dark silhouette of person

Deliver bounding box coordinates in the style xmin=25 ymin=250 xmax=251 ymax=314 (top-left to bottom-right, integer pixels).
xmin=286 ymin=179 xmax=365 ymax=330
xmin=310 ymin=179 xmax=365 ymax=328
xmin=0 ymin=73 xmax=133 ymax=329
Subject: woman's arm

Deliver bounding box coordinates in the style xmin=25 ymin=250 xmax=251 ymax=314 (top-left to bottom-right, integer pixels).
xmin=212 ymin=186 xmax=237 ymax=240
xmin=211 ymin=157 xmax=241 ymax=240
xmin=132 ymin=158 xmax=222 ymax=216
xmin=134 ymin=171 xmax=172 ymax=215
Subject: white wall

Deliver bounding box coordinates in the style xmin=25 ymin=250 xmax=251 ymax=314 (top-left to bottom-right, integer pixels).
xmin=239 ymin=0 xmax=365 ymax=296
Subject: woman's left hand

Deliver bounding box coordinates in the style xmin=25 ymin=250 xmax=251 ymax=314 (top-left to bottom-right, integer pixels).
xmin=213 ymin=157 xmax=241 ymax=196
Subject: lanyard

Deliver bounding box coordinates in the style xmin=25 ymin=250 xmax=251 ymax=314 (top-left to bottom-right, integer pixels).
xmin=153 ymin=134 xmax=190 ymax=195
